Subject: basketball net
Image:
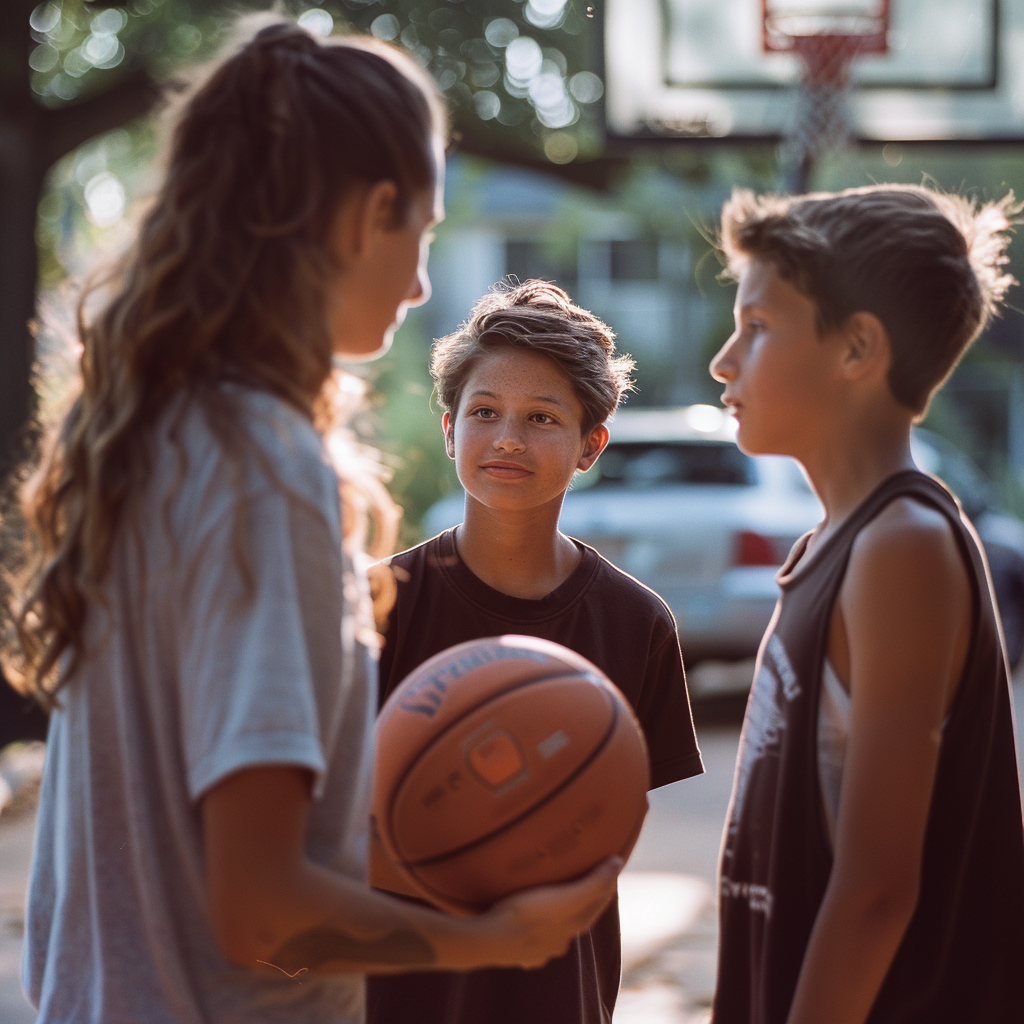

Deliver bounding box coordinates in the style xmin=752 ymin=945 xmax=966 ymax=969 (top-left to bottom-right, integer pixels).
xmin=762 ymin=2 xmax=889 ymax=189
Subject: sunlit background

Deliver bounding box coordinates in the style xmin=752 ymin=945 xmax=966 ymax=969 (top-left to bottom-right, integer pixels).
xmin=4 ymin=3 xmax=1024 ymax=1022
xmin=16 ymin=1 xmax=1024 ymax=544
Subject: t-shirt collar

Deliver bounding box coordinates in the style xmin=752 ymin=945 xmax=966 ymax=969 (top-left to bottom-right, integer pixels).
xmin=435 ymin=527 xmax=599 ymax=622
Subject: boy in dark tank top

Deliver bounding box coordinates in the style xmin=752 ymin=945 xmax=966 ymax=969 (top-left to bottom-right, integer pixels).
xmin=708 ymin=185 xmax=1024 ymax=1024
xmin=366 ymin=280 xmax=704 ymax=1024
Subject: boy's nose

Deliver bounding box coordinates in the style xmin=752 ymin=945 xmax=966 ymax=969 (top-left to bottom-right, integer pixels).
xmin=710 ymin=337 xmax=739 ymax=383
xmin=494 ymin=426 xmax=526 ymax=453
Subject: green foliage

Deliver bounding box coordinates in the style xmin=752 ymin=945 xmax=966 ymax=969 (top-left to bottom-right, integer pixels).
xmin=368 ymin=312 xmax=459 ymax=545
xmin=325 ymin=0 xmax=604 ymax=166
xmin=26 ymin=0 xmax=226 ymax=108
xmin=22 ymin=1 xmax=1024 ymax=523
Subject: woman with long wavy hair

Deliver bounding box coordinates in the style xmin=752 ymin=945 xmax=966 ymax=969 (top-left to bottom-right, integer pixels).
xmin=3 ymin=18 xmax=618 ymax=1023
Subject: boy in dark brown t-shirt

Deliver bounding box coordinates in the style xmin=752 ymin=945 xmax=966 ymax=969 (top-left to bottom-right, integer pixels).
xmin=366 ymin=280 xmax=703 ymax=1024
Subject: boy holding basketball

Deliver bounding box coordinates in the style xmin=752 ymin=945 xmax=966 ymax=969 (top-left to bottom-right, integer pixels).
xmin=709 ymin=184 xmax=1024 ymax=1024
xmin=367 ymin=279 xmax=704 ymax=1024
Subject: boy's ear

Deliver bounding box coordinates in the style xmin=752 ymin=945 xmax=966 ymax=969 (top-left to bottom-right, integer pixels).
xmin=840 ymin=311 xmax=891 ymax=383
xmin=442 ymin=411 xmax=455 ymax=459
xmin=577 ymin=423 xmax=610 ymax=473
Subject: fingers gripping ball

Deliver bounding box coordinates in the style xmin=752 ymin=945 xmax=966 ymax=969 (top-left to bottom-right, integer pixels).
xmin=372 ymin=635 xmax=650 ymax=914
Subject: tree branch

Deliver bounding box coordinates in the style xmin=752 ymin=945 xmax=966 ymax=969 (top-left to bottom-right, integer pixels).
xmin=39 ymin=69 xmax=160 ymax=170
xmin=453 ymin=122 xmax=627 ymax=193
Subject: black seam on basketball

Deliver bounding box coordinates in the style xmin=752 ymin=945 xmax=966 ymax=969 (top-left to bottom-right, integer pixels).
xmin=401 ymin=692 xmax=621 ymax=875
xmin=385 ymin=668 xmax=600 ymax=860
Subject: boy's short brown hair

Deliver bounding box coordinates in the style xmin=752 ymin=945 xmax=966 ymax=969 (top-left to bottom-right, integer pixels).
xmin=720 ymin=184 xmax=1019 ymax=416
xmin=431 ymin=279 xmax=635 ymax=434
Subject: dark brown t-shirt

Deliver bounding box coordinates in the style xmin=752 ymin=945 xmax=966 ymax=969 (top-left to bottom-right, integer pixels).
xmin=367 ymin=528 xmax=703 ymax=1024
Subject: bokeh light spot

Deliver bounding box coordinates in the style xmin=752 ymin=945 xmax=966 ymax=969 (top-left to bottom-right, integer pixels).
xmin=544 ymin=133 xmax=578 ymax=164
xmin=370 ymin=14 xmax=400 ymax=41
xmin=29 ymin=43 xmax=60 ymax=74
xmin=298 ymin=8 xmax=334 ymax=37
xmin=484 ymin=18 xmax=519 ymax=48
xmin=505 ymin=36 xmax=543 ymax=85
xmin=569 ymin=71 xmax=604 ymax=104
xmin=29 ymin=2 xmax=61 ymax=34
xmin=474 ymin=91 xmax=501 ymax=121
xmin=84 ymin=172 xmax=126 ymax=229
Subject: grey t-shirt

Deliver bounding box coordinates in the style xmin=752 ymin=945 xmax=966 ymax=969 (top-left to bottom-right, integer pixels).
xmin=23 ymin=387 xmax=376 ymax=1023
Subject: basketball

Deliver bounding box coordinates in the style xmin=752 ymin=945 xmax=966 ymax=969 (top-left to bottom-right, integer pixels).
xmin=372 ymin=635 xmax=650 ymax=914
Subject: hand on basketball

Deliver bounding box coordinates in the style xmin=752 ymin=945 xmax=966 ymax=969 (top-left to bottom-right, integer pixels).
xmin=471 ymin=855 xmax=624 ymax=969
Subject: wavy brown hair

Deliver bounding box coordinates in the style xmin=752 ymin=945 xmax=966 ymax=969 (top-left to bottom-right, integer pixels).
xmin=431 ymin=280 xmax=636 ymax=434
xmin=3 ymin=16 xmax=446 ymax=705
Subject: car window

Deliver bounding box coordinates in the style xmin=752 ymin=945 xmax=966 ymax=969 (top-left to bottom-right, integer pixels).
xmin=577 ymin=441 xmax=757 ymax=489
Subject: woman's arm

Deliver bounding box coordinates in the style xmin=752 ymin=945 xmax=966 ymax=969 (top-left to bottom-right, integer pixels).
xmin=785 ymin=498 xmax=971 ymax=1024
xmin=202 ymin=763 xmax=620 ymax=976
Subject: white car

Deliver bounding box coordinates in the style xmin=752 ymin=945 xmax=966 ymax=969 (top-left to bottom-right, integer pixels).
xmin=423 ymin=405 xmax=1024 ymax=695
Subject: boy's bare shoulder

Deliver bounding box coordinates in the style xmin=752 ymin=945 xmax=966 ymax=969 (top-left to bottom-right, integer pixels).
xmin=851 ymin=495 xmax=963 ymax=573
xmin=843 ymin=494 xmax=971 ymax=629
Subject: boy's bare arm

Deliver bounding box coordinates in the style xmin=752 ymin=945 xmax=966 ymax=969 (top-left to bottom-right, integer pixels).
xmin=785 ymin=497 xmax=971 ymax=1024
xmin=201 ymin=764 xmax=619 ymax=976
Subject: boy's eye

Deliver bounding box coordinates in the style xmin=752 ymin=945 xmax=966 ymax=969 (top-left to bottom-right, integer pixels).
xmin=531 ymin=413 xmax=554 ymax=425
xmin=472 ymin=407 xmax=497 ymax=419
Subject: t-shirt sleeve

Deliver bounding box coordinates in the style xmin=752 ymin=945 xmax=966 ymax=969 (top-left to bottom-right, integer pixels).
xmin=177 ymin=486 xmax=344 ymax=802
xmin=636 ymin=628 xmax=704 ymax=789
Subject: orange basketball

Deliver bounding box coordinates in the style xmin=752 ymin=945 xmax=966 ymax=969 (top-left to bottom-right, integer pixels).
xmin=372 ymin=635 xmax=650 ymax=914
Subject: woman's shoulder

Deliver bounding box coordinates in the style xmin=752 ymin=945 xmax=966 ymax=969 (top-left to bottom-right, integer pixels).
xmin=231 ymin=384 xmax=338 ymax=498
xmin=154 ymin=385 xmax=339 ymax=530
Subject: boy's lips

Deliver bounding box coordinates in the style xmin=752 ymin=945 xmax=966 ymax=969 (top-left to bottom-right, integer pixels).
xmin=480 ymin=460 xmax=533 ymax=479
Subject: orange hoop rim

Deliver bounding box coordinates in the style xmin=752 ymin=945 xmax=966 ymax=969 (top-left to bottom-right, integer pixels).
xmin=762 ymin=0 xmax=890 ymax=55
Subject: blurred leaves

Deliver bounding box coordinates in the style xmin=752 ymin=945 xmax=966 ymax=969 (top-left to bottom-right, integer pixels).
xmin=22 ymin=1 xmax=607 ymax=169
xmin=326 ymin=0 xmax=606 ymax=170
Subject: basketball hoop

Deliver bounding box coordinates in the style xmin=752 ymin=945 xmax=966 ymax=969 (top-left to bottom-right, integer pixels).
xmin=762 ymin=0 xmax=890 ymax=188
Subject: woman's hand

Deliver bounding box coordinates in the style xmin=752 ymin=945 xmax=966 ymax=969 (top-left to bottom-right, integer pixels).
xmin=202 ymin=763 xmax=622 ymax=976
xmin=445 ymin=856 xmax=623 ymax=971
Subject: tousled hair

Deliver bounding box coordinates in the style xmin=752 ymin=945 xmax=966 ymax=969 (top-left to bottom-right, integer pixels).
xmin=719 ymin=184 xmax=1019 ymax=416
xmin=431 ymin=280 xmax=635 ymax=434
xmin=3 ymin=16 xmax=446 ymax=704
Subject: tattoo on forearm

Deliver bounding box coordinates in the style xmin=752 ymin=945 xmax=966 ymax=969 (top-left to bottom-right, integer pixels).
xmin=270 ymin=926 xmax=437 ymax=973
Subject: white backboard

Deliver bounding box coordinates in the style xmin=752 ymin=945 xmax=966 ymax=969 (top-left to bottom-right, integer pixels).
xmin=605 ymin=0 xmax=1024 ymax=142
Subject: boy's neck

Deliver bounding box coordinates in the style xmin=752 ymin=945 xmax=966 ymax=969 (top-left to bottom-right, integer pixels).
xmin=799 ymin=402 xmax=916 ymax=547
xmin=453 ymin=498 xmax=582 ymax=600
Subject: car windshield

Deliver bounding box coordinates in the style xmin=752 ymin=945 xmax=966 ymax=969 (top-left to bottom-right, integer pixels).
xmin=581 ymin=441 xmax=757 ymax=489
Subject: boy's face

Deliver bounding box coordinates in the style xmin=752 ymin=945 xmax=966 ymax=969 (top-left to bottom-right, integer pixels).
xmin=443 ymin=347 xmax=608 ymax=515
xmin=710 ymin=258 xmax=845 ymax=458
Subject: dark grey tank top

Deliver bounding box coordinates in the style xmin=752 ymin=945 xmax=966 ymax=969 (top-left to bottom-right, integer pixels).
xmin=714 ymin=470 xmax=1024 ymax=1024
